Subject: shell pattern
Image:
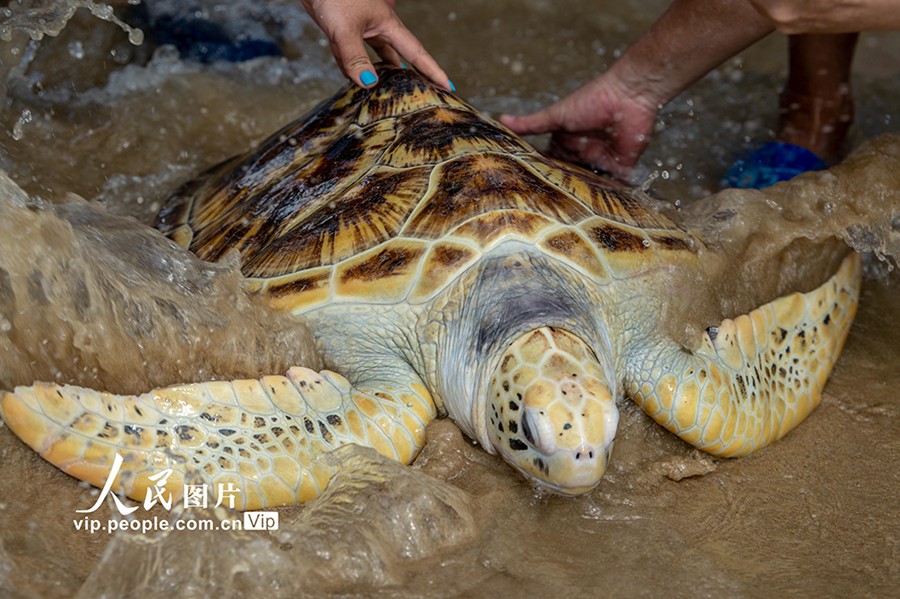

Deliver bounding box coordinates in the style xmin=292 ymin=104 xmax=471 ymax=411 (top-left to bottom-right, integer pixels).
xmin=156 ymin=66 xmax=697 ymax=313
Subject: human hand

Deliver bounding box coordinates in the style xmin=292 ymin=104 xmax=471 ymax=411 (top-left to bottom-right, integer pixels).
xmin=499 ymin=76 xmax=658 ymax=179
xmin=301 ymin=0 xmax=453 ymax=91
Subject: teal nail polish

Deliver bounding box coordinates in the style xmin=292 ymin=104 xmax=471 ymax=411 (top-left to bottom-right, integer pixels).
xmin=400 ymin=62 xmax=407 ymax=69
xmin=360 ymin=70 xmax=377 ymax=86
xmin=449 ymin=80 xmax=456 ymax=92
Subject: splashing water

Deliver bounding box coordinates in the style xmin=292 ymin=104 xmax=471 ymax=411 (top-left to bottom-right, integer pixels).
xmin=10 ymin=108 xmax=31 ymax=140
xmin=0 ymin=0 xmax=143 ymax=44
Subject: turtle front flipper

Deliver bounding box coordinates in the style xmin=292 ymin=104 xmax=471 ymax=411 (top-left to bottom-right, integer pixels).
xmin=625 ymin=252 xmax=861 ymax=458
xmin=0 ymin=367 xmax=435 ymax=509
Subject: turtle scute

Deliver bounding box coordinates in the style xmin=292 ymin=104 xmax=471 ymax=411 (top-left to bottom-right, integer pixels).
xmin=157 ymin=65 xmax=691 ymax=306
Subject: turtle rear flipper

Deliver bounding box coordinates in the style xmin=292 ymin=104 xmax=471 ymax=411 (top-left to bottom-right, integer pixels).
xmin=1 ymin=367 xmax=435 ymax=509
xmin=625 ymin=252 xmax=861 ymax=457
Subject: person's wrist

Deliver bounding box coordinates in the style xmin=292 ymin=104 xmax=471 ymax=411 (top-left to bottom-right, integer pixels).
xmin=602 ymin=59 xmax=668 ymax=117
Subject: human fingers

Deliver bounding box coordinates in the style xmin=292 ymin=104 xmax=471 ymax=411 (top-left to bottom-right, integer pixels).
xmin=378 ymin=19 xmax=454 ymax=91
xmin=498 ymin=107 xmax=560 ymax=135
xmin=498 ymin=103 xmax=630 ymax=176
xmin=548 ymin=132 xmax=635 ymax=180
xmin=367 ymin=38 xmax=405 ymax=68
xmin=331 ymin=30 xmax=380 ymax=87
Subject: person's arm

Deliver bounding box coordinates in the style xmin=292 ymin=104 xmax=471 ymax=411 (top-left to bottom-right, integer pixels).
xmin=500 ymin=0 xmax=774 ymax=177
xmin=608 ymin=0 xmax=775 ymax=110
xmin=749 ymin=0 xmax=900 ymax=34
xmin=301 ymin=0 xmax=453 ymax=90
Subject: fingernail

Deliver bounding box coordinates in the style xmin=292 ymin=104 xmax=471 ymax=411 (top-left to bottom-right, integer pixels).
xmin=400 ymin=62 xmax=407 ymax=69
xmin=360 ymin=70 xmax=377 ymax=86
xmin=448 ymin=80 xmax=456 ymax=92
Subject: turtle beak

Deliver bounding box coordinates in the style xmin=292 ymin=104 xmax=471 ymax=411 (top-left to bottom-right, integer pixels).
xmin=521 ymin=401 xmax=618 ymax=495
xmin=542 ymin=440 xmax=615 ymax=495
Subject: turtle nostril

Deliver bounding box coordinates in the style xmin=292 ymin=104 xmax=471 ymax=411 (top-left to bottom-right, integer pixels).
xmin=574 ymin=444 xmax=595 ymax=461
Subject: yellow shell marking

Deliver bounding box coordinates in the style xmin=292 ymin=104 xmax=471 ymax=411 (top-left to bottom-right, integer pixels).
xmin=334 ymin=239 xmax=428 ymax=302
xmin=537 ymin=227 xmax=609 ymax=282
xmin=408 ymin=240 xmax=482 ymax=303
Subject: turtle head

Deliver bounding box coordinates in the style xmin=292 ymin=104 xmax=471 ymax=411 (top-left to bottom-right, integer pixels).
xmin=486 ymin=326 xmax=618 ymax=495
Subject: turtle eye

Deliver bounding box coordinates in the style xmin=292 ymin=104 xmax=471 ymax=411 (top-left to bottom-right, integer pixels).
xmin=520 ymin=409 xmax=556 ymax=454
xmin=521 ymin=410 xmax=536 ymax=447
xmin=519 ymin=408 xmax=559 ymax=455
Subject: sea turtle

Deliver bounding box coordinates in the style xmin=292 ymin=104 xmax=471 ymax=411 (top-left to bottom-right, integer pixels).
xmin=0 ymin=67 xmax=861 ymax=510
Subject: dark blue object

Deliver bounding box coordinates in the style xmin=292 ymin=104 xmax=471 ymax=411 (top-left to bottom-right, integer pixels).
xmin=722 ymin=142 xmax=827 ymax=190
xmin=124 ymin=2 xmax=283 ymax=64
xmin=152 ymin=15 xmax=282 ymax=63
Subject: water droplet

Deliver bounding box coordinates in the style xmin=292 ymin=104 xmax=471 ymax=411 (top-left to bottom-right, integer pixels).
xmin=67 ymin=39 xmax=85 ymax=59
xmin=11 ymin=109 xmax=33 ymax=141
xmin=128 ymin=28 xmax=144 ymax=45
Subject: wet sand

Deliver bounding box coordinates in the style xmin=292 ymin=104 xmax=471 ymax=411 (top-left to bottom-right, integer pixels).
xmin=0 ymin=1 xmax=898 ymax=597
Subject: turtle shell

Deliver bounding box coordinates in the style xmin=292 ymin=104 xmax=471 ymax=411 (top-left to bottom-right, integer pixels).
xmin=156 ymin=67 xmax=696 ymax=313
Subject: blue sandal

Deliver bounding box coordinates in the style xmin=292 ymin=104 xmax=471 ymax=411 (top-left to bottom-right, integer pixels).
xmin=721 ymin=142 xmax=827 ymax=190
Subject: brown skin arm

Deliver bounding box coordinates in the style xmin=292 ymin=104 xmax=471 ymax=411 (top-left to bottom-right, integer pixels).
xmin=499 ymin=0 xmax=775 ymax=177
xmin=749 ymin=0 xmax=900 ymax=34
